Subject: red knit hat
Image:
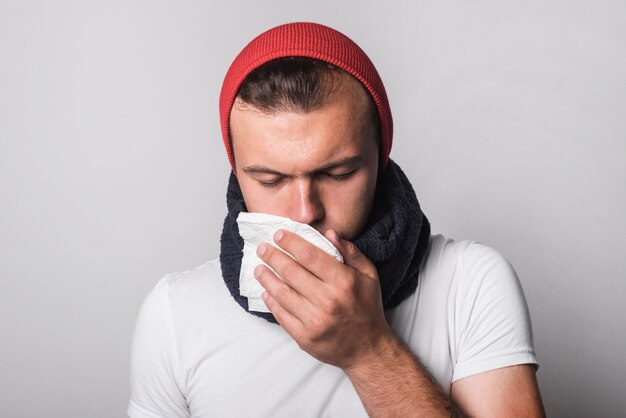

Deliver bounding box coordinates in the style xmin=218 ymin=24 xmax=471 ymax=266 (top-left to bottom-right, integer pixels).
xmin=219 ymin=22 xmax=393 ymax=171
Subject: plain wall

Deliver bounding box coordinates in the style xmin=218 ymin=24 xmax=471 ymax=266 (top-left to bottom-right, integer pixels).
xmin=1 ymin=1 xmax=624 ymax=416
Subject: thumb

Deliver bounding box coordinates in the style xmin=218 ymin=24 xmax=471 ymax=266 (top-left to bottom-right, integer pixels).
xmin=325 ymin=229 xmax=377 ymax=279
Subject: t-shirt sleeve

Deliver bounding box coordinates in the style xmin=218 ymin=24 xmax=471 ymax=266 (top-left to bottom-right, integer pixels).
xmin=452 ymin=242 xmax=538 ymax=382
xmin=128 ymin=276 xmax=190 ymax=418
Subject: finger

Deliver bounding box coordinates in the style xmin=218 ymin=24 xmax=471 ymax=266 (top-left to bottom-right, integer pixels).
xmin=253 ymin=263 xmax=313 ymax=321
xmin=324 ymin=229 xmax=378 ymax=279
xmin=272 ymin=229 xmax=345 ymax=284
xmin=258 ymin=238 xmax=333 ymax=301
xmin=261 ymin=291 xmax=306 ymax=337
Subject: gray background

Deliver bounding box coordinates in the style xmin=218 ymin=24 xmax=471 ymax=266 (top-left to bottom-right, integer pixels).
xmin=1 ymin=1 xmax=624 ymax=417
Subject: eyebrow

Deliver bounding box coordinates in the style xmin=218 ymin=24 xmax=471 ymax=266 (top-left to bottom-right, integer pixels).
xmin=241 ymin=156 xmax=363 ymax=176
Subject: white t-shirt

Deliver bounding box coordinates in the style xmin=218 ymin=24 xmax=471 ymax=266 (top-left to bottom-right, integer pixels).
xmin=128 ymin=234 xmax=537 ymax=418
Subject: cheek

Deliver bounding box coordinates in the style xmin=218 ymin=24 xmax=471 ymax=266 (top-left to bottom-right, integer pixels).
xmin=238 ymin=178 xmax=270 ymax=213
xmin=319 ymin=173 xmax=377 ymax=232
xmin=238 ymin=177 xmax=295 ymax=217
xmin=320 ymin=178 xmax=369 ymax=210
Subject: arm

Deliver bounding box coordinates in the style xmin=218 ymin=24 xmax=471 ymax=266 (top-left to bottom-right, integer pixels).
xmin=347 ymin=340 xmax=544 ymax=417
xmin=254 ymin=229 xmax=544 ymax=417
xmin=451 ymin=364 xmax=545 ymax=417
xmin=344 ymin=329 xmax=464 ymax=417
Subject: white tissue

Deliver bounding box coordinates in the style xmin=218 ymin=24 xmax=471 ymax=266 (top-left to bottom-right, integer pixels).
xmin=237 ymin=212 xmax=343 ymax=313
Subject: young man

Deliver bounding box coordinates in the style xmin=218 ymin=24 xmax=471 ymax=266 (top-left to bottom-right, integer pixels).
xmin=129 ymin=22 xmax=545 ymax=417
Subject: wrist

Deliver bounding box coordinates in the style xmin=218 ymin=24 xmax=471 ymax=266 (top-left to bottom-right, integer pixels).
xmin=343 ymin=325 xmax=401 ymax=379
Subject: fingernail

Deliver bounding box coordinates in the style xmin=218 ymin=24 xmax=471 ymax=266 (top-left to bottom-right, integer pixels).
xmin=262 ymin=290 xmax=268 ymax=301
xmin=257 ymin=243 xmax=267 ymax=257
xmin=254 ymin=264 xmax=263 ymax=278
xmin=274 ymin=230 xmax=284 ymax=242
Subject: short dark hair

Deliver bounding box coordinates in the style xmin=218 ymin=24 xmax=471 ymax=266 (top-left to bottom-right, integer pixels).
xmin=236 ymin=57 xmax=341 ymax=113
xmin=235 ymin=57 xmax=380 ymax=137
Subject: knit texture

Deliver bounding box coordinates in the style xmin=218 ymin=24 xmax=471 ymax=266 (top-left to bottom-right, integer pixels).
xmin=220 ymin=159 xmax=431 ymax=324
xmin=219 ymin=22 xmax=393 ymax=170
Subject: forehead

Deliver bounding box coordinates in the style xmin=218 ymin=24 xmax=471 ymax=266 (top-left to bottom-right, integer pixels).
xmin=229 ymin=76 xmax=378 ymax=172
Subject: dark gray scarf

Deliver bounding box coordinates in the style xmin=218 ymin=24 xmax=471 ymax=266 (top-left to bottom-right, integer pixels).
xmin=219 ymin=159 xmax=431 ymax=323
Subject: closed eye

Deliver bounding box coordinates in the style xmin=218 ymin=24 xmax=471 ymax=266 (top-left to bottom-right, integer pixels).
xmin=255 ymin=170 xmax=356 ymax=188
xmin=257 ymin=178 xmax=284 ymax=188
xmin=323 ymin=170 xmax=356 ymax=181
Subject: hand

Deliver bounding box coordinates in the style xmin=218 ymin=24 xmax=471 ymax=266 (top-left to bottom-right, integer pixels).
xmin=254 ymin=228 xmax=395 ymax=370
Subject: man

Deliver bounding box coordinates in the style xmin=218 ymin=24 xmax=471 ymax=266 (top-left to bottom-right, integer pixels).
xmin=129 ymin=22 xmax=545 ymax=417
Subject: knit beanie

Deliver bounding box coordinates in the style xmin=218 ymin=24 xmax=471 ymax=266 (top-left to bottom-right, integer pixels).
xmin=219 ymin=22 xmax=393 ymax=170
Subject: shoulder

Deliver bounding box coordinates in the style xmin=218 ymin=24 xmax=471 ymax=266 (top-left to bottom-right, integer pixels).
xmin=153 ymin=258 xmax=223 ymax=298
xmin=132 ymin=257 xmax=225 ymax=352
xmin=419 ymin=234 xmax=522 ymax=298
xmin=425 ymin=235 xmax=530 ymax=323
xmin=138 ymin=258 xmax=244 ymax=343
xmin=419 ymin=234 xmax=532 ymax=331
xmin=388 ymin=234 xmax=493 ymax=338
xmin=142 ymin=258 xmax=228 ymax=317
xmin=389 ymin=234 xmax=537 ymax=389
xmin=420 ymin=233 xmax=473 ymax=274
xmin=128 ymin=258 xmax=227 ymax=418
xmin=422 ymin=233 xmax=509 ymax=267
xmin=427 ymin=235 xmax=537 ymax=381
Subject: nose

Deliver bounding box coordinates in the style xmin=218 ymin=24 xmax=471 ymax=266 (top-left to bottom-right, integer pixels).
xmin=289 ymin=179 xmax=325 ymax=226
